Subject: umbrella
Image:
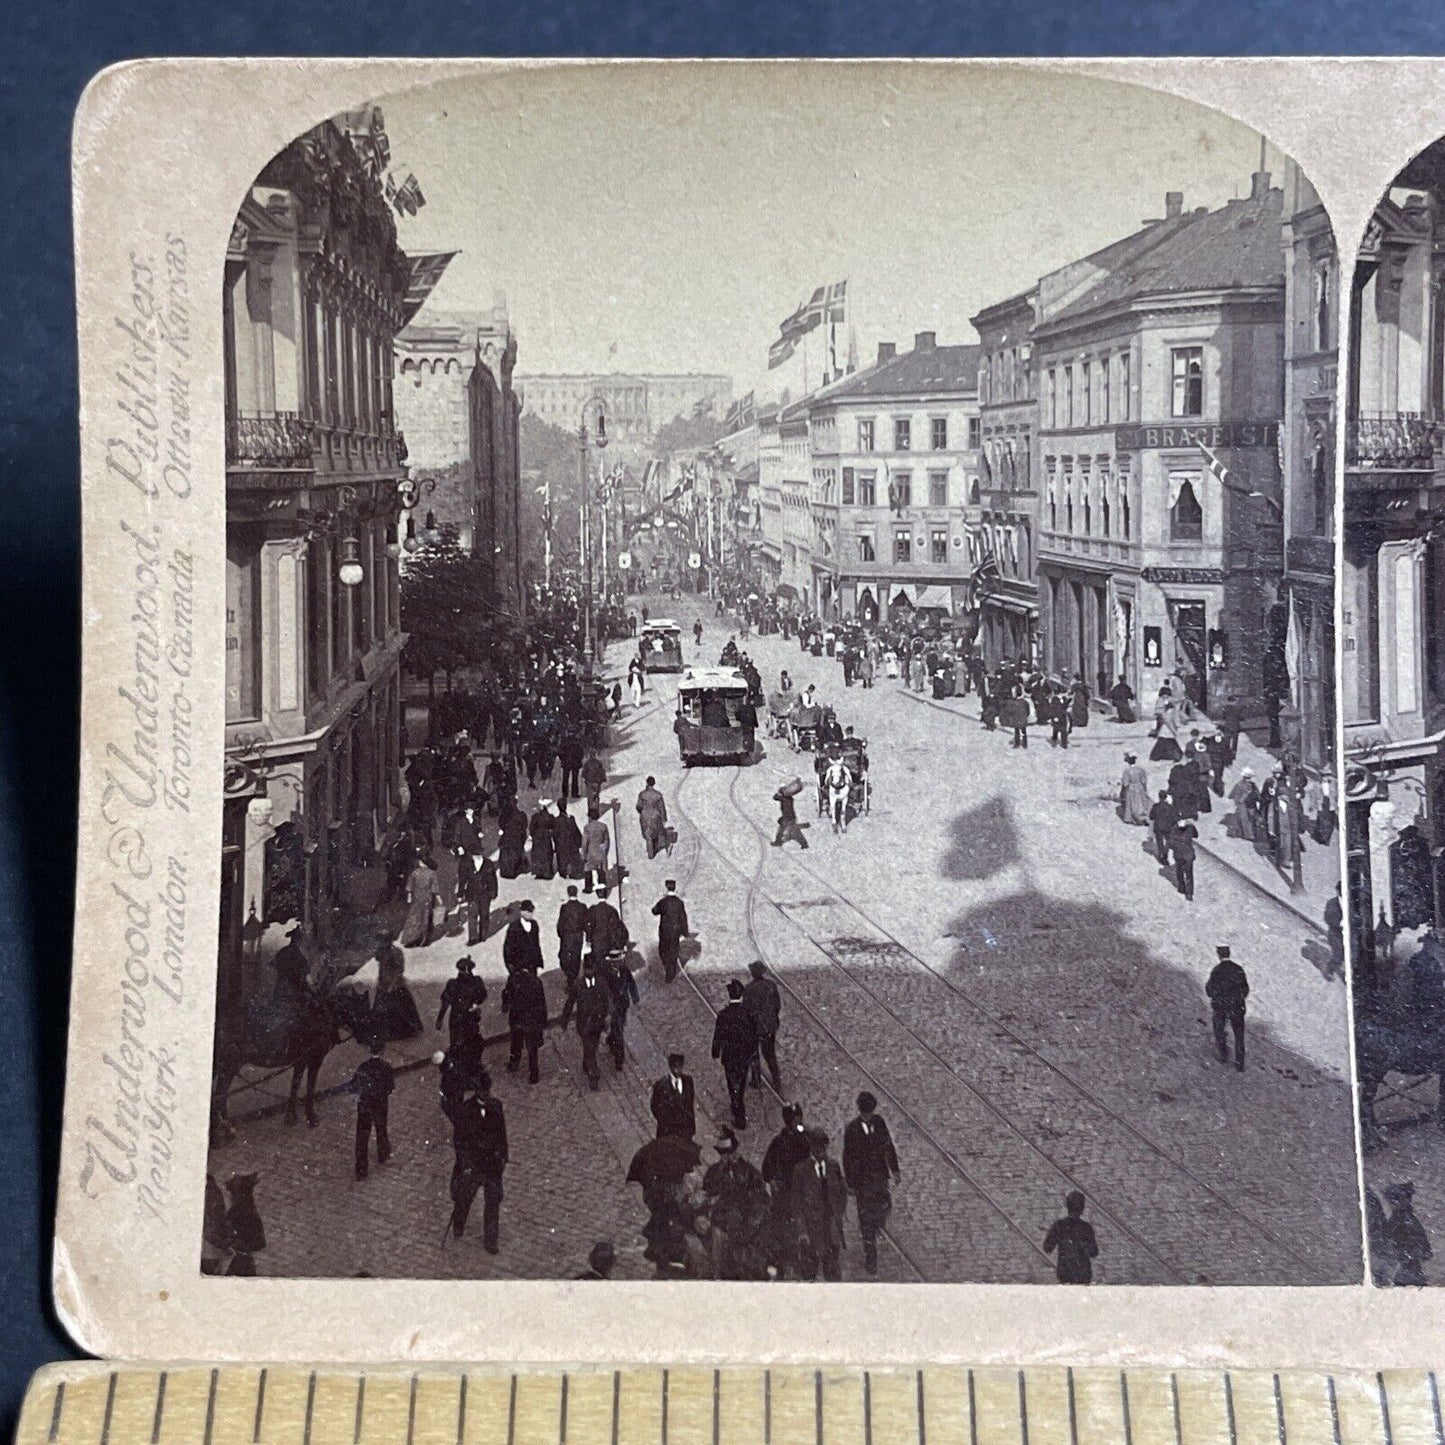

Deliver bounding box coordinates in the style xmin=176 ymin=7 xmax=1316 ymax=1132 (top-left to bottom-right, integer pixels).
xmin=626 ymin=1135 xmax=702 ymax=1188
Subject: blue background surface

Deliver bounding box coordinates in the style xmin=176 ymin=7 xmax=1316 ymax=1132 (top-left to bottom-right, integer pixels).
xmin=2 ymin=1 xmax=1443 ymax=1433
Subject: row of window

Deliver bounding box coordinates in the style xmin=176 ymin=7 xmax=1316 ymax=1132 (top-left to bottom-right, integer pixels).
xmin=850 ymin=522 xmax=1032 ymax=573
xmin=839 ymin=468 xmax=952 ymax=507
xmin=854 ymin=415 xmax=982 ymax=453
xmin=979 ymin=346 xmax=1030 ymax=407
xmin=855 ymin=527 xmax=952 ymax=565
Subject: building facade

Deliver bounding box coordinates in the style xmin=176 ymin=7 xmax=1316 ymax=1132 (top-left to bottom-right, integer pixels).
xmin=1342 ymin=139 xmax=1445 ymax=970
xmin=393 ymin=303 xmax=523 ymax=608
xmin=1279 ymin=158 xmax=1339 ymax=777
xmin=806 ymin=334 xmax=982 ymax=623
xmin=1033 ymin=179 xmax=1285 ymax=710
xmin=221 ymin=111 xmax=450 ymax=1024
xmin=518 ymin=372 xmax=733 ymax=443
xmin=971 ymin=288 xmax=1041 ymax=664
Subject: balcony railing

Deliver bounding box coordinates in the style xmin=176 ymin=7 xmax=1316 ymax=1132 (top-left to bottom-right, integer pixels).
xmin=227 ymin=411 xmax=316 ymax=468
xmin=1346 ymin=412 xmax=1439 ymax=470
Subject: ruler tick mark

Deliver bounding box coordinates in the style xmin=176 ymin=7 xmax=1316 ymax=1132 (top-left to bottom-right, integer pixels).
xmin=151 ymin=1372 xmax=167 ymax=1445
xmin=303 ymin=1372 xmax=316 ymax=1445
xmin=1170 ymin=1373 xmax=1182 ymax=1445
xmin=253 ymin=1368 xmax=267 ymax=1443
xmin=1327 ymin=1376 xmax=1342 ymax=1445
xmin=1121 ymin=1372 xmax=1133 ymax=1445
xmin=354 ymin=1376 xmax=365 ymax=1445
xmin=712 ymin=1370 xmax=720 ymax=1445
xmin=864 ymin=1371 xmax=873 ymax=1445
xmin=1430 ymin=1371 xmax=1443 ymax=1445
xmin=765 ymin=1370 xmax=772 ymax=1445
xmin=560 ymin=1374 xmax=568 ymax=1445
xmin=916 ymin=1370 xmax=926 ymax=1445
xmin=407 ymin=1375 xmax=418 ymax=1445
xmin=47 ymin=1382 xmax=64 ymax=1444
xmin=969 ymin=1370 xmax=978 ymax=1445
xmin=507 ymin=1375 xmax=517 ymax=1445
xmin=1067 ymin=1369 xmax=1078 ymax=1445
xmin=1273 ymin=1373 xmax=1286 ymax=1445
xmin=663 ymin=1369 xmax=670 ymax=1445
xmin=1378 ymin=1372 xmax=1395 ymax=1445
xmin=100 ymin=1372 xmax=118 ymax=1445
xmin=456 ymin=1375 xmax=466 ymax=1445
xmin=204 ymin=1369 xmax=219 ymax=1445
xmin=1019 ymin=1371 xmax=1029 ymax=1445
xmin=611 ymin=1371 xmax=620 ymax=1445
xmin=1225 ymin=1373 xmax=1238 ymax=1445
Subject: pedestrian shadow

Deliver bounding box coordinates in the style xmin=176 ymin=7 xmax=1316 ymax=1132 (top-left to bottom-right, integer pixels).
xmin=933 ymin=880 xmax=1362 ymax=1284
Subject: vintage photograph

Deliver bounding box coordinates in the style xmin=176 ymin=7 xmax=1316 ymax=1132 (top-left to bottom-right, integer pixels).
xmin=203 ymin=65 xmax=1359 ymax=1285
xmin=1343 ymin=132 xmax=1445 ymax=1286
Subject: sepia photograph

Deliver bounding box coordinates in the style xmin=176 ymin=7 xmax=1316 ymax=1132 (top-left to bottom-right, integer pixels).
xmin=201 ymin=64 xmax=1359 ymax=1286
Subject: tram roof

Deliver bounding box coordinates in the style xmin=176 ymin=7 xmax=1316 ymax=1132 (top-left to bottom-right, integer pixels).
xmin=642 ymin=619 xmax=681 ymax=632
xmin=678 ymin=666 xmax=749 ymax=692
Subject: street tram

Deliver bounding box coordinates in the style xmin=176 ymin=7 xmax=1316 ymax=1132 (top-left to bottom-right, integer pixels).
xmin=639 ymin=618 xmax=685 ymax=673
xmin=674 ymin=667 xmax=756 ymax=766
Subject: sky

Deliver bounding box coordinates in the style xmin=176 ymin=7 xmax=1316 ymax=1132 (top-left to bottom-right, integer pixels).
xmin=376 ymin=63 xmax=1282 ymax=402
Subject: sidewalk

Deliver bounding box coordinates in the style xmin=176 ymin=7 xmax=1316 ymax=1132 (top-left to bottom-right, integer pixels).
xmin=893 ymin=680 xmax=1335 ymax=933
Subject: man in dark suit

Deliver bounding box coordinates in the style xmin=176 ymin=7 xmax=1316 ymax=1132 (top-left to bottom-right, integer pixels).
xmin=789 ymin=1129 xmax=848 ymax=1281
xmin=711 ymin=979 xmax=759 ymax=1130
xmin=502 ymin=900 xmax=545 ymax=974
xmin=448 ymin=1070 xmax=508 ymax=1254
xmin=557 ymin=731 xmax=585 ymax=803
xmin=651 ymin=880 xmax=690 ymax=983
xmin=572 ymin=957 xmax=610 ymax=1091
xmin=649 ymin=1051 xmax=697 ymax=1140
xmin=586 ymin=885 xmax=628 ymax=962
xmin=1149 ymin=790 xmax=1177 ymax=865
xmin=1206 ymin=945 xmax=1249 ymax=1070
xmin=1173 ymin=818 xmax=1199 ymax=902
xmin=457 ymin=848 xmax=498 ymax=946
xmin=501 ymin=965 xmax=548 ymax=1084
xmin=556 ymin=885 xmax=590 ymax=1028
xmin=842 ymin=1091 xmax=901 ymax=1274
xmin=743 ymin=959 xmax=782 ymax=1091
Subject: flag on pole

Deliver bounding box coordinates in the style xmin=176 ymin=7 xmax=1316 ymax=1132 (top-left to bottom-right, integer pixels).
xmin=1197 ymin=439 xmax=1231 ymax=489
xmin=768 ymin=281 xmax=847 ymax=369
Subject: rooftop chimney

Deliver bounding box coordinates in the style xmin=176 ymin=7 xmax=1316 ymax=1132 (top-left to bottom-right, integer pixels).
xmin=877 ymin=342 xmax=897 ymax=365
xmin=1249 ymin=169 xmax=1272 ymax=200
xmin=914 ymin=330 xmax=937 ymax=352
xmin=1165 ymin=191 xmax=1184 ymax=219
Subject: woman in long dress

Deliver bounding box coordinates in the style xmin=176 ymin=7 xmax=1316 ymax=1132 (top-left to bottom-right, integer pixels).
xmin=1118 ymin=754 xmax=1150 ymax=824
xmin=497 ymin=801 xmax=530 ymax=879
xmin=399 ymin=856 xmax=439 ymax=948
xmin=529 ymin=801 xmax=557 ymax=880
xmin=1228 ymin=768 xmax=1259 ymax=840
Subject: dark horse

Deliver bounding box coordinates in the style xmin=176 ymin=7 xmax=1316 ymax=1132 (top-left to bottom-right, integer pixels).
xmin=210 ymin=984 xmax=370 ymax=1144
xmin=1356 ymin=938 xmax=1445 ymax=1149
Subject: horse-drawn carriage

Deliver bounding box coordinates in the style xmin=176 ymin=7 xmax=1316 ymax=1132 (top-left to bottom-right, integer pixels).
xmin=816 ymin=736 xmax=871 ymax=819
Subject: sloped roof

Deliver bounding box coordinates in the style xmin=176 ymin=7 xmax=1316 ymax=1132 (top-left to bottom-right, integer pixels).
xmin=820 ymin=343 xmax=983 ymax=401
xmin=1036 ymin=189 xmax=1284 ymax=334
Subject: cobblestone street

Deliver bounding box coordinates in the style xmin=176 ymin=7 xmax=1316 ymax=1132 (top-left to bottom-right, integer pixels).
xmin=211 ymin=600 xmax=1362 ymax=1284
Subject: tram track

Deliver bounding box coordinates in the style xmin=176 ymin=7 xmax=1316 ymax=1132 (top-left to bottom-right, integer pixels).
xmin=667 ymin=762 xmax=930 ymax=1282
xmin=667 ymin=753 xmax=1325 ymax=1282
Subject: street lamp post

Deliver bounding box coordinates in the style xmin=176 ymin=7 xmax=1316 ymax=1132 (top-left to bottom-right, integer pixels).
xmin=578 ymin=394 xmax=609 ymax=664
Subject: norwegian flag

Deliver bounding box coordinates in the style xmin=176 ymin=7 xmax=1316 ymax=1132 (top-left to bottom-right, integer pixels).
xmin=1197 ymin=439 xmax=1231 ymax=489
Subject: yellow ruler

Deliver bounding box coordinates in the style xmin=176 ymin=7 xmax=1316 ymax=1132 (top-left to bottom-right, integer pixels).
xmin=14 ymin=1364 xmax=1444 ymax=1445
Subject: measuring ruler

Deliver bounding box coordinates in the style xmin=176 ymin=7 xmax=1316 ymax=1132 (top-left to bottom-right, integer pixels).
xmin=15 ymin=1364 xmax=1443 ymax=1444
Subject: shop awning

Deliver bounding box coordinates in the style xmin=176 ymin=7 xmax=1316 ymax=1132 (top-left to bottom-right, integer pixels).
xmin=914 ymin=585 xmax=953 ymax=611
xmin=984 ymin=594 xmax=1039 ymax=617
xmin=775 ymin=582 xmax=798 ymax=599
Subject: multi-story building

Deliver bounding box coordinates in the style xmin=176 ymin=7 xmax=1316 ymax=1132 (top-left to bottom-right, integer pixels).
xmin=756 ymin=404 xmax=785 ymax=592
xmin=517 ymin=372 xmax=732 ymax=443
xmin=1033 ymin=178 xmax=1285 ymax=709
xmin=805 ymin=334 xmax=982 ymax=624
xmin=714 ymin=393 xmax=764 ymax=576
xmin=1342 ymin=138 xmax=1445 ymax=964
xmin=971 ymin=288 xmax=1041 ymax=663
xmin=220 ymin=109 xmax=450 ymax=1022
xmin=393 ymin=303 xmax=523 ymax=607
xmin=1279 ymin=158 xmax=1339 ymax=777
xmin=777 ymin=397 xmax=815 ymax=603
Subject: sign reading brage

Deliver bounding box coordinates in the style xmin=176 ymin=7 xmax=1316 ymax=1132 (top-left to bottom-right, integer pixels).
xmin=1114 ymin=421 xmax=1279 ymax=452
